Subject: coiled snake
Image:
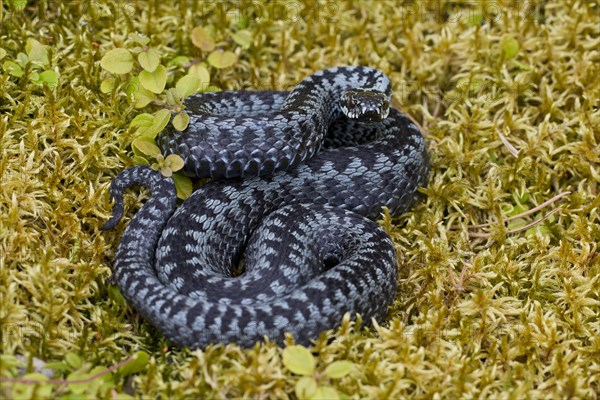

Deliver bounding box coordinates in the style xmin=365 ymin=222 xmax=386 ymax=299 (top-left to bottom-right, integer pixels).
xmin=103 ymin=66 xmax=429 ymax=348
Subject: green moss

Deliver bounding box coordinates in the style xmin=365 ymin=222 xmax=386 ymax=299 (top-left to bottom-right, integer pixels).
xmin=1 ymin=0 xmax=599 ymax=398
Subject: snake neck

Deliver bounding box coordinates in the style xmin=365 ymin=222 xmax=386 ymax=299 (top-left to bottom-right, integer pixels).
xmin=280 ymin=66 xmax=392 ymax=127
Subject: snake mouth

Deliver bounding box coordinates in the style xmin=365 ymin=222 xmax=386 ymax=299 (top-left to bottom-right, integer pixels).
xmin=340 ymin=89 xmax=390 ymax=122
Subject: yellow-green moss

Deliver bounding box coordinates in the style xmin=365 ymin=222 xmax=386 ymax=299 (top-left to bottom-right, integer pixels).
xmin=1 ymin=0 xmax=599 ymax=398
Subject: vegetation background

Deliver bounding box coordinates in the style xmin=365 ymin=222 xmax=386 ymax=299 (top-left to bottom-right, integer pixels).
xmin=1 ymin=0 xmax=598 ymax=398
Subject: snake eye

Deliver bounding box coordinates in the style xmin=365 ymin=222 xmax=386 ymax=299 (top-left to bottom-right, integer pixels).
xmin=340 ymin=89 xmax=389 ymax=122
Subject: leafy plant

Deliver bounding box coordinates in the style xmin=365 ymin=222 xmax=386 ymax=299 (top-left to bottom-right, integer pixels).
xmin=1 ymin=38 xmax=58 ymax=87
xmin=99 ymin=26 xmax=251 ymax=199
xmin=281 ymin=345 xmax=355 ymax=400
xmin=0 ymin=352 xmax=149 ymax=399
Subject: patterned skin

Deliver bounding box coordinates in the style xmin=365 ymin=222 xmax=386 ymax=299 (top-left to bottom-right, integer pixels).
xmin=103 ymin=66 xmax=429 ymax=348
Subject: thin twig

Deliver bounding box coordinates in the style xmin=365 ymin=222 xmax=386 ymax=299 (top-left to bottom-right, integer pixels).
xmin=506 ymin=206 xmax=562 ymax=234
xmin=498 ymin=131 xmax=519 ymax=157
xmin=167 ymin=57 xmax=203 ymax=76
xmin=465 ymin=191 xmax=570 ymax=229
xmin=0 ymin=356 xmax=134 ymax=385
xmin=432 ymin=98 xmax=441 ymax=119
xmin=466 ymin=206 xmax=563 ymax=238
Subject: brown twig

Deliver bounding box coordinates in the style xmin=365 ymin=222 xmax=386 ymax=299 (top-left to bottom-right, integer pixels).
xmin=432 ymin=98 xmax=441 ymax=119
xmin=466 ymin=206 xmax=563 ymax=238
xmin=465 ymin=191 xmax=570 ymax=229
xmin=498 ymin=131 xmax=519 ymax=157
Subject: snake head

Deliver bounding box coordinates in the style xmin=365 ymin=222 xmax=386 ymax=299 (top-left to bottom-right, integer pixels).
xmin=340 ymin=89 xmax=390 ymax=122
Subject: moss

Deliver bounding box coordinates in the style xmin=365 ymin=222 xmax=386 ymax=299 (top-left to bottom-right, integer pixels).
xmin=1 ymin=0 xmax=599 ymax=398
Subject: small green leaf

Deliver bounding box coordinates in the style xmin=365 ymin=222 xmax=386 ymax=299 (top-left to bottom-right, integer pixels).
xmin=311 ymin=386 xmax=340 ymax=400
xmin=100 ymin=78 xmax=114 ymax=93
xmin=466 ymin=13 xmax=483 ymax=27
xmin=65 ymin=352 xmax=83 ymax=370
xmin=126 ymin=77 xmax=156 ymax=108
xmin=26 ymin=38 xmax=49 ymax=65
xmin=130 ymin=113 xmax=154 ymax=129
xmin=169 ymin=55 xmax=190 ymax=67
xmin=139 ymin=64 xmax=167 ymax=93
xmin=132 ymin=155 xmax=149 ymax=165
xmin=207 ymin=50 xmax=237 ymax=69
xmin=118 ymin=351 xmax=149 ymax=376
xmin=29 ymin=71 xmax=40 ymax=82
xmin=507 ymin=218 xmax=527 ymax=231
xmin=202 ymin=85 xmax=221 ymax=93
xmin=38 ymin=70 xmax=58 ymax=87
xmin=176 ymin=74 xmax=200 ymax=98
xmin=517 ymin=191 xmax=529 ymax=204
xmin=231 ymin=29 xmax=252 ymax=49
xmin=35 ymin=382 xmax=54 ymax=398
xmin=68 ymin=366 xmax=110 ymax=395
xmin=191 ymin=26 xmax=215 ymax=52
xmin=172 ymin=173 xmax=193 ymax=199
xmin=165 ymin=88 xmax=183 ymax=106
xmin=0 ymin=48 xmax=6 ymax=60
xmin=165 ymin=154 xmax=185 ymax=172
xmin=189 ymin=63 xmax=210 ymax=87
xmin=130 ymin=33 xmax=150 ymax=46
xmin=18 ymin=373 xmax=51 ymax=397
xmin=107 ymin=285 xmax=128 ymax=308
xmin=505 ymin=204 xmax=528 ymax=217
xmin=134 ymin=92 xmax=154 ymax=108
xmin=282 ymin=345 xmax=315 ymax=376
xmin=236 ymin=13 xmax=249 ymax=29
xmin=132 ymin=137 xmax=162 ymax=157
xmin=101 ymin=48 xmax=134 ymax=74
xmin=526 ymin=225 xmax=551 ymax=237
xmin=501 ymin=35 xmax=519 ymax=59
xmin=3 ymin=60 xmax=23 ymax=77
xmin=0 ymin=355 xmax=25 ymax=372
xmin=16 ymin=52 xmax=28 ymax=66
xmin=67 ymin=372 xmax=89 ymax=394
xmin=172 ymin=112 xmax=190 ymax=131
xmin=295 ymin=376 xmax=318 ymax=399
xmin=160 ymin=166 xmax=173 ymax=177
xmin=134 ymin=109 xmax=171 ymax=139
xmin=138 ymin=48 xmax=160 ymax=72
xmin=138 ymin=95 xmax=155 ymax=108
xmin=43 ymin=361 xmax=69 ymax=374
xmin=150 ymin=109 xmax=172 ymax=136
xmin=323 ymin=361 xmax=354 ymax=379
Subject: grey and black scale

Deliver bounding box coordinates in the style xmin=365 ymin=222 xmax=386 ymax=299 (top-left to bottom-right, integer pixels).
xmin=103 ymin=66 xmax=429 ymax=348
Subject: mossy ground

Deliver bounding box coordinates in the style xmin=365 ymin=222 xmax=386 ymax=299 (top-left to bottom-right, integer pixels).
xmin=1 ymin=0 xmax=599 ymax=398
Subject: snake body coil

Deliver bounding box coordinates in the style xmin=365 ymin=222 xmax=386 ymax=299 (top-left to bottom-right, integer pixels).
xmin=104 ymin=66 xmax=429 ymax=348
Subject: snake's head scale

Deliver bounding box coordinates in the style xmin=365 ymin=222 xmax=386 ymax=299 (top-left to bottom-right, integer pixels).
xmin=340 ymin=89 xmax=390 ymax=123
